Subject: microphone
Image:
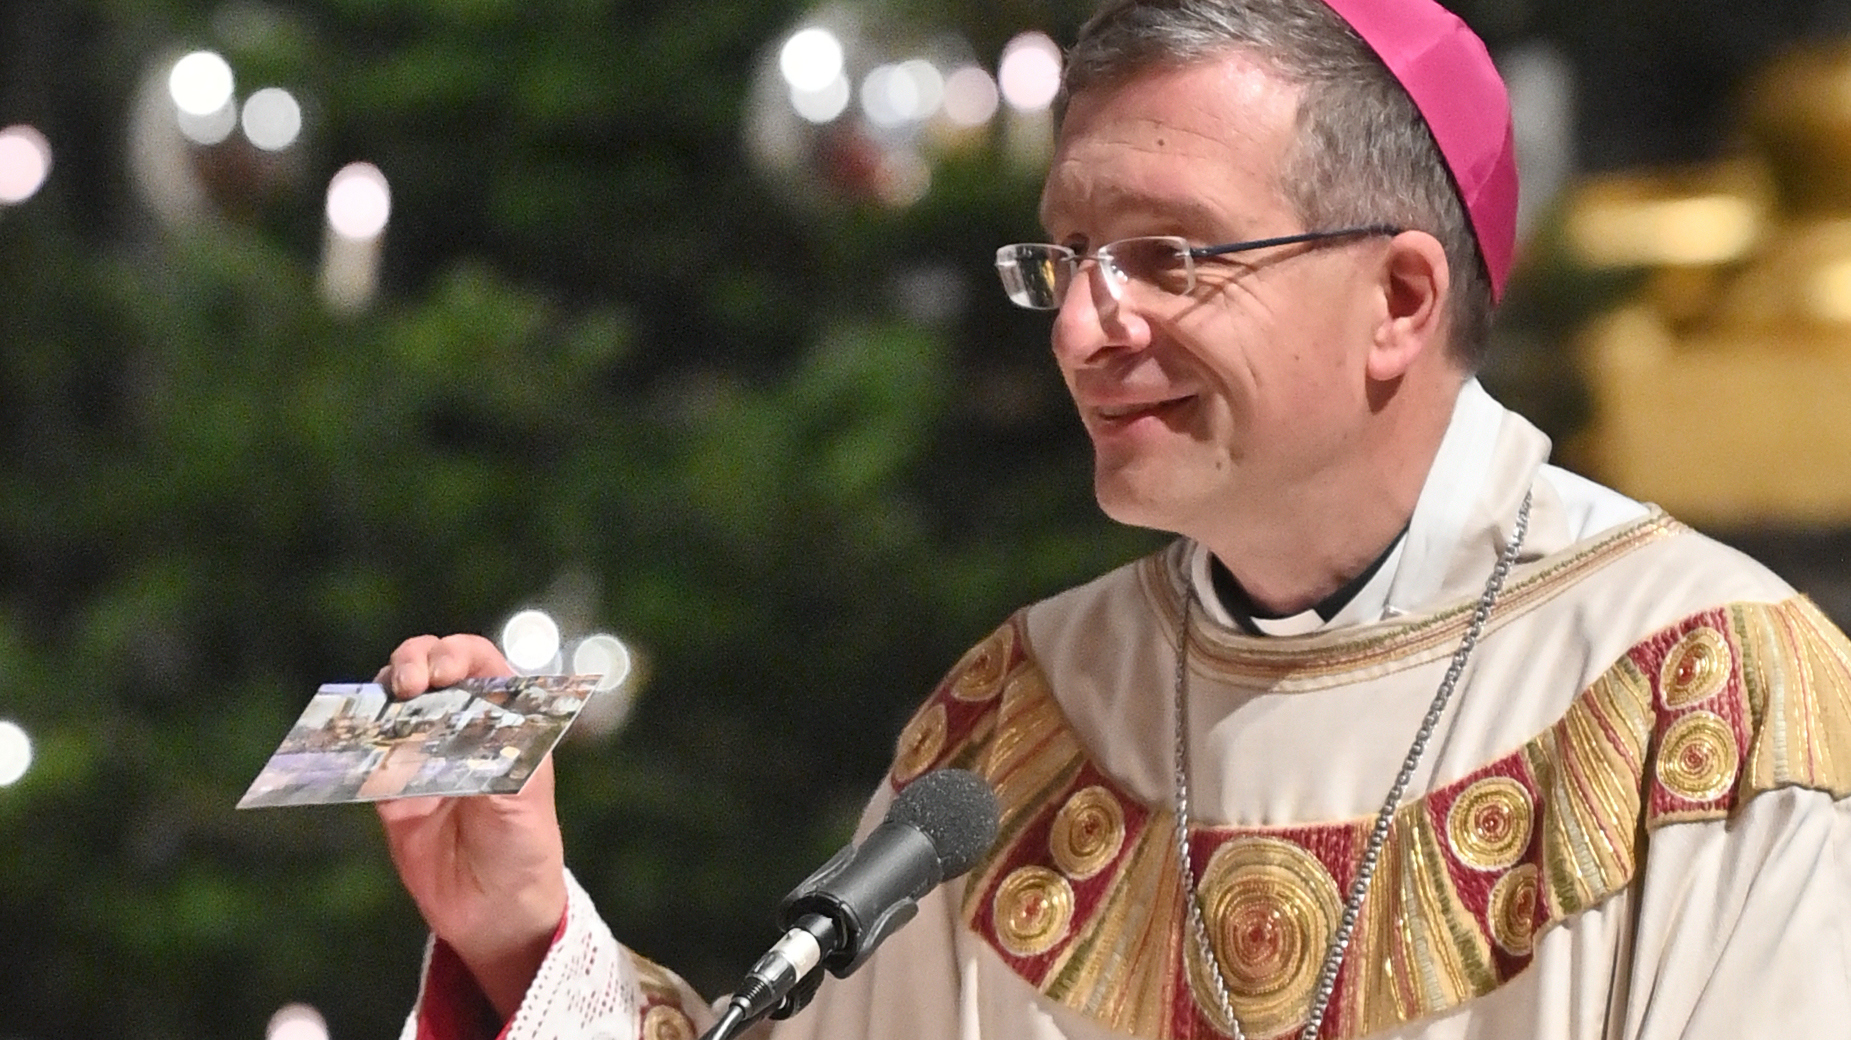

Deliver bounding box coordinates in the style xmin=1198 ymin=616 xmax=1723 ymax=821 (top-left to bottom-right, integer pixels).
xmin=703 ymin=769 xmax=1000 ymax=1040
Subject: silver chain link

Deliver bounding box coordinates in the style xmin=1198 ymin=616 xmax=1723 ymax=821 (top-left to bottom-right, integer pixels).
xmin=1172 ymin=491 xmax=1532 ymax=1040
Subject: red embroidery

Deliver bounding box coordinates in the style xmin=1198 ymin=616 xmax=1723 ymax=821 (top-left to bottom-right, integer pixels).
xmin=1630 ymin=610 xmax=1752 ymax=818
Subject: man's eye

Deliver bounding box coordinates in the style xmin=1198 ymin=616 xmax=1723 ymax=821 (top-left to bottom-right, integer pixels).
xmin=1112 ymin=240 xmax=1190 ymax=289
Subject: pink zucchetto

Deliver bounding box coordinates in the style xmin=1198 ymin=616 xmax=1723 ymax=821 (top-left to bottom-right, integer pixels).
xmin=1321 ymin=0 xmax=1519 ymax=300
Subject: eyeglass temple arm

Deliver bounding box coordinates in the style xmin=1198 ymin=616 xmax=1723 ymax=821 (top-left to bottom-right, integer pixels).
xmin=1190 ymin=224 xmax=1402 ymax=259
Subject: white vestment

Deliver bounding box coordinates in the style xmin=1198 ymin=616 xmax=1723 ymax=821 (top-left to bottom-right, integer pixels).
xmin=403 ymin=383 xmax=1851 ymax=1040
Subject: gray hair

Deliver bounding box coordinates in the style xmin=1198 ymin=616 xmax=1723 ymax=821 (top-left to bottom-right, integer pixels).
xmin=1060 ymin=0 xmax=1494 ymax=366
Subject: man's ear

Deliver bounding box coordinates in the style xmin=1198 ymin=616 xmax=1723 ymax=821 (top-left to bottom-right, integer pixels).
xmin=1366 ymin=230 xmax=1450 ymax=382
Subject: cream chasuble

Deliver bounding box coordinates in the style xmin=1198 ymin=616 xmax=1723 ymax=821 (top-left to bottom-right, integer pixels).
xmin=402 ymin=384 xmax=1851 ymax=1040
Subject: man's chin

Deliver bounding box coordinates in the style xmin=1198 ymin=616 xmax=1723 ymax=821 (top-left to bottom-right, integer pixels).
xmin=1092 ymin=474 xmax=1194 ymax=535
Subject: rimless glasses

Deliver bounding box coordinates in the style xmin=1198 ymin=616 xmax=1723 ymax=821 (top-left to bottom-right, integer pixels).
xmin=994 ymin=225 xmax=1402 ymax=310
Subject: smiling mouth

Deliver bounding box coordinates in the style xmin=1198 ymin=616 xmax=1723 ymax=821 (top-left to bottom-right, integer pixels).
xmin=1095 ymin=396 xmax=1194 ymax=421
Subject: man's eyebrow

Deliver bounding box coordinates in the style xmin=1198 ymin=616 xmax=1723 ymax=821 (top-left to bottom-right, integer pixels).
xmin=1038 ymin=186 xmax=1230 ymax=239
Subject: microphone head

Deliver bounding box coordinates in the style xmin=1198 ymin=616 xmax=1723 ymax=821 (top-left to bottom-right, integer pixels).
xmin=888 ymin=768 xmax=1000 ymax=879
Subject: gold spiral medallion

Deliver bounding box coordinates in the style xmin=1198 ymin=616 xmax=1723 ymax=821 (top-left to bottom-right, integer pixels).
xmin=952 ymin=626 xmax=1015 ymax=701
xmin=1656 ymin=711 xmax=1739 ymax=802
xmin=1184 ymin=836 xmax=1342 ymax=1038
xmin=992 ymin=865 xmax=1075 ymax=958
xmin=1049 ymin=785 xmax=1126 ymax=880
xmin=1660 ymin=626 xmax=1731 ymax=708
xmin=643 ymin=1005 xmax=694 ymax=1040
xmin=892 ymin=702 xmax=948 ymax=784
xmin=1487 ymin=864 xmax=1541 ymax=956
xmin=1446 ymin=776 xmax=1533 ymax=872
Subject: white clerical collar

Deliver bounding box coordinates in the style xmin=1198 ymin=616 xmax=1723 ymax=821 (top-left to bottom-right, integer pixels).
xmin=1376 ymin=378 xmax=1508 ymax=620
xmin=1190 ymin=379 xmax=1506 ymax=634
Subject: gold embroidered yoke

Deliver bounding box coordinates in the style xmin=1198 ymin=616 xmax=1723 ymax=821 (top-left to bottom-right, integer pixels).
xmin=887 ymin=519 xmax=1851 ymax=1040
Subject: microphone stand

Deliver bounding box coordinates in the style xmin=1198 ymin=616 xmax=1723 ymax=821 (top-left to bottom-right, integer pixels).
xmin=698 ymin=917 xmax=834 ymax=1040
xmin=698 ymin=1004 xmax=749 ymax=1040
xmin=698 ymin=972 xmax=824 ymax=1040
xmin=693 ymin=768 xmax=999 ymax=1040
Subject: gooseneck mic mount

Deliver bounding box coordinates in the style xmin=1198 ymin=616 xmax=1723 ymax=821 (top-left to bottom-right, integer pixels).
xmin=700 ymin=768 xmax=1000 ymax=1040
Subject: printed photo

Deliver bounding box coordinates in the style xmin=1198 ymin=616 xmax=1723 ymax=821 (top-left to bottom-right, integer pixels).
xmin=238 ymin=675 xmax=597 ymax=808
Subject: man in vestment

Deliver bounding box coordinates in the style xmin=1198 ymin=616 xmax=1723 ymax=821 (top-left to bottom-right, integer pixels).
xmin=373 ymin=1 xmax=1851 ymax=1038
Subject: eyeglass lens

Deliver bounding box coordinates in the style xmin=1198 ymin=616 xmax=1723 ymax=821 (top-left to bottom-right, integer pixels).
xmin=995 ymin=237 xmax=1194 ymax=310
xmin=995 ymin=246 xmax=1076 ymax=309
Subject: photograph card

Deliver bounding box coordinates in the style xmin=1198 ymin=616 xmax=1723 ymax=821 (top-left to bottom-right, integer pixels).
xmin=238 ymin=675 xmax=598 ymax=808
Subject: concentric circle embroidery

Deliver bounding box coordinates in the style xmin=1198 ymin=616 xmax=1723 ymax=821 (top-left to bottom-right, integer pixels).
xmin=1487 ymin=864 xmax=1541 ymax=956
xmin=1656 ymin=711 xmax=1739 ymax=802
xmin=1049 ymin=785 xmax=1126 ymax=880
xmin=1446 ymin=776 xmax=1533 ymax=872
xmin=642 ymin=1005 xmax=694 ymax=1040
xmin=992 ymin=866 xmax=1075 ymax=957
xmin=1184 ymin=836 xmax=1341 ymax=1038
xmin=892 ymin=702 xmax=947 ymax=784
xmin=951 ymin=626 xmax=1014 ymax=702
xmin=1660 ymin=626 xmax=1731 ymax=708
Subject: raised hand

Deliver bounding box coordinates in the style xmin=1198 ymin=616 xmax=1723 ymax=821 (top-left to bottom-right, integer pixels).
xmin=374 ymin=634 xmax=569 ymax=1020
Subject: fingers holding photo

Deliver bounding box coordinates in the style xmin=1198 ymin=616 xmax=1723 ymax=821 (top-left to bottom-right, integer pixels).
xmin=378 ymin=633 xmax=512 ymax=699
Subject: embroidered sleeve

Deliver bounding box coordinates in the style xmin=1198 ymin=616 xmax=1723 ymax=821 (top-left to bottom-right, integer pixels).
xmin=1733 ymin=598 xmax=1851 ymax=797
xmin=400 ymin=869 xmax=708 ymax=1040
xmin=1631 ymin=598 xmax=1851 ymax=825
xmin=887 ymin=615 xmax=1026 ymax=789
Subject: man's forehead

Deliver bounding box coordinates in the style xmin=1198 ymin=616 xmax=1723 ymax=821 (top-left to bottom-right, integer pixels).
xmin=1036 ymin=58 xmax=1300 ymax=235
xmin=1037 ymin=175 xmax=1229 ymax=237
xmin=1056 ymin=54 xmax=1296 ymax=140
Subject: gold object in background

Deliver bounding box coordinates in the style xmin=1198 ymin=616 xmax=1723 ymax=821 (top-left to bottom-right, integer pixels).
xmin=1571 ymin=41 xmax=1851 ymax=525
xmin=1566 ymin=163 xmax=1768 ymax=270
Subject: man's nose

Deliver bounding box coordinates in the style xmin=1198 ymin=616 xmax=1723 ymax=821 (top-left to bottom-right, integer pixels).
xmin=1050 ymin=261 xmax=1151 ymax=364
